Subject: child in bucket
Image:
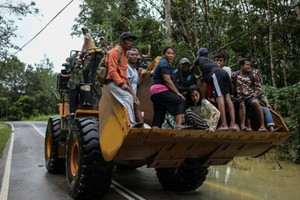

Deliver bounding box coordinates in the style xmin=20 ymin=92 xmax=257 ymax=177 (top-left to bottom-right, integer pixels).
xmin=185 ymin=85 xmax=220 ymax=133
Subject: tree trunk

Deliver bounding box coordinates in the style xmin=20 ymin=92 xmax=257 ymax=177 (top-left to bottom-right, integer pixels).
xmin=202 ymin=0 xmax=216 ymax=49
xmin=268 ymin=0 xmax=277 ymax=87
xmin=242 ymin=0 xmax=262 ymax=78
xmin=293 ymin=0 xmax=300 ymax=22
xmin=164 ymin=0 xmax=172 ymax=45
xmin=282 ymin=50 xmax=288 ymax=87
xmin=296 ymin=117 xmax=300 ymax=164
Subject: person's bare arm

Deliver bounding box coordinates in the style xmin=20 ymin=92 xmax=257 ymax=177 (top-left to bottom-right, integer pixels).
xmin=141 ymin=44 xmax=151 ymax=58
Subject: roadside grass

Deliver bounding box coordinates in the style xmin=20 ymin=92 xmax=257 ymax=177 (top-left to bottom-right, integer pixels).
xmin=0 ymin=123 xmax=11 ymax=158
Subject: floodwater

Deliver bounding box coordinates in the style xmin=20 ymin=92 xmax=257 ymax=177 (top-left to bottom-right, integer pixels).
xmin=206 ymin=155 xmax=300 ymax=200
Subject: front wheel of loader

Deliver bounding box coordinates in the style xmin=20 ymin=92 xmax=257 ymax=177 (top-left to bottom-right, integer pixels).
xmin=156 ymin=158 xmax=208 ymax=192
xmin=66 ymin=118 xmax=114 ymax=200
xmin=45 ymin=116 xmax=65 ymax=173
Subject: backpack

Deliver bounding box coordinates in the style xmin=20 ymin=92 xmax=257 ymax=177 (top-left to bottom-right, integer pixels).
xmin=97 ymin=47 xmax=122 ymax=85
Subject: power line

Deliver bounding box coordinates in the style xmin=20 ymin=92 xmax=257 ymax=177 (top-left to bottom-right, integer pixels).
xmin=215 ymin=2 xmax=300 ymax=53
xmin=14 ymin=0 xmax=74 ymax=55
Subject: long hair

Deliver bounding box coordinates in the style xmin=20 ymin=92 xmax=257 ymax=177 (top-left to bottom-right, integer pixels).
xmin=161 ymin=46 xmax=175 ymax=56
xmin=186 ymin=85 xmax=203 ymax=107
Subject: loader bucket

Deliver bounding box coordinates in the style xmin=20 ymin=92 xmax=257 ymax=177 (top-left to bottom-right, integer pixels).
xmin=113 ymin=128 xmax=290 ymax=168
xmin=98 ymin=85 xmax=291 ymax=167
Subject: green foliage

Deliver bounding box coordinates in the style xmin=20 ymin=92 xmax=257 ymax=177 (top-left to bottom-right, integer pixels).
xmin=0 ymin=56 xmax=59 ymax=121
xmin=72 ymin=0 xmax=165 ymax=57
xmin=0 ymin=1 xmax=39 ymax=59
xmin=72 ymin=1 xmax=300 ymax=87
xmin=0 ymin=123 xmax=10 ymax=158
xmin=264 ymin=83 xmax=300 ymax=162
xmin=0 ymin=0 xmax=299 ymax=161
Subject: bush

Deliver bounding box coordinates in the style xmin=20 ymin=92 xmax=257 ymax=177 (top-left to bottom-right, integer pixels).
xmin=264 ymin=83 xmax=300 ymax=163
xmin=0 ymin=123 xmax=11 ymax=158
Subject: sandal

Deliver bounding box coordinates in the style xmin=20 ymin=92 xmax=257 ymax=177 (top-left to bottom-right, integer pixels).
xmin=131 ymin=122 xmax=144 ymax=128
xmin=229 ymin=126 xmax=238 ymax=132
xmin=245 ymin=127 xmax=253 ymax=131
xmin=175 ymin=125 xmax=193 ymax=130
xmin=258 ymin=127 xmax=268 ymax=132
xmin=273 ymin=126 xmax=284 ymax=132
xmin=241 ymin=127 xmax=247 ymax=131
xmin=217 ymin=127 xmax=229 ymax=131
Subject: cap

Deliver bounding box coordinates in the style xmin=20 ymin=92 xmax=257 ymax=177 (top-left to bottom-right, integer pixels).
xmin=197 ymin=47 xmax=209 ymax=56
xmin=81 ymin=26 xmax=88 ymax=31
xmin=99 ymin=36 xmax=105 ymax=40
xmin=120 ymin=32 xmax=138 ymax=40
xmin=179 ymin=57 xmax=191 ymax=65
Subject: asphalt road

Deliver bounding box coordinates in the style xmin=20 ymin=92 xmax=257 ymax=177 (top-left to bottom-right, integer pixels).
xmin=0 ymin=121 xmax=299 ymax=200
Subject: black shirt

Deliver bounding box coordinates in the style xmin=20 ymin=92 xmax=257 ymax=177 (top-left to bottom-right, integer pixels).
xmin=173 ymin=68 xmax=196 ymax=95
xmin=194 ymin=56 xmax=219 ymax=83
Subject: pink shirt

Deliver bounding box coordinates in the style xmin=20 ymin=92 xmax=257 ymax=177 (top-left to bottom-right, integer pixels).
xmin=150 ymin=84 xmax=169 ymax=96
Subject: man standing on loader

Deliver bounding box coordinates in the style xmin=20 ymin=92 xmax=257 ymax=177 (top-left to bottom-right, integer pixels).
xmin=81 ymin=27 xmax=96 ymax=51
xmin=105 ymin=32 xmax=143 ymax=127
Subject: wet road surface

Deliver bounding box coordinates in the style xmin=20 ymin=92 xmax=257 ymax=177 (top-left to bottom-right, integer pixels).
xmin=0 ymin=121 xmax=299 ymax=200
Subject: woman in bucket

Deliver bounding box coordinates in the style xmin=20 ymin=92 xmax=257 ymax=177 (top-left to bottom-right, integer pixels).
xmin=185 ymin=85 xmax=220 ymax=133
xmin=150 ymin=46 xmax=188 ymax=129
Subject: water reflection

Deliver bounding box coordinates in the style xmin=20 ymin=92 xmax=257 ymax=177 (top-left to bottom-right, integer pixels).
xmin=206 ymin=157 xmax=300 ymax=200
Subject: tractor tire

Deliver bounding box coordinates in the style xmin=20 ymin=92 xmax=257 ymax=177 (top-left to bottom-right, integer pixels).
xmin=156 ymin=158 xmax=208 ymax=192
xmin=45 ymin=116 xmax=65 ymax=173
xmin=66 ymin=118 xmax=114 ymax=200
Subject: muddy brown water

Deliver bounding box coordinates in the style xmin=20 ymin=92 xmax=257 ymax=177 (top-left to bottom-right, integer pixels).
xmin=206 ymin=156 xmax=300 ymax=200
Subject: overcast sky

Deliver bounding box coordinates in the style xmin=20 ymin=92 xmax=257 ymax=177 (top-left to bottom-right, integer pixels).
xmin=10 ymin=0 xmax=82 ymax=73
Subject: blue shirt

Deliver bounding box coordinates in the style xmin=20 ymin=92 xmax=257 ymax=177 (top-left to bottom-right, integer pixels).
xmin=152 ymin=57 xmax=174 ymax=85
xmin=127 ymin=64 xmax=139 ymax=95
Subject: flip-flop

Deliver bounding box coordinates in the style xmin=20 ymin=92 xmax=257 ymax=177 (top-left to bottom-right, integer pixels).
xmin=245 ymin=127 xmax=253 ymax=131
xmin=217 ymin=127 xmax=229 ymax=131
xmin=273 ymin=126 xmax=284 ymax=132
xmin=229 ymin=127 xmax=238 ymax=132
xmin=258 ymin=127 xmax=268 ymax=132
xmin=175 ymin=125 xmax=193 ymax=130
xmin=241 ymin=127 xmax=247 ymax=131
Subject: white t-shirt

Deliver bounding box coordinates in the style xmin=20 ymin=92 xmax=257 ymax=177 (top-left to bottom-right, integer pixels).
xmin=127 ymin=64 xmax=139 ymax=95
xmin=222 ymin=66 xmax=232 ymax=78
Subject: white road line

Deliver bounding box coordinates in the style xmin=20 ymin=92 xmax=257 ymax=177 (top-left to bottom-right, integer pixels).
xmin=31 ymin=124 xmax=45 ymax=137
xmin=111 ymin=185 xmax=136 ymax=200
xmin=0 ymin=123 xmax=15 ymax=200
xmin=112 ymin=180 xmax=146 ymax=200
xmin=31 ymin=122 xmax=145 ymax=200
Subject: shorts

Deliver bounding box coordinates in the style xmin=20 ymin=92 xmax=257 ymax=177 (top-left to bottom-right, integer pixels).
xmin=245 ymin=97 xmax=259 ymax=108
xmin=210 ymin=69 xmax=232 ymax=97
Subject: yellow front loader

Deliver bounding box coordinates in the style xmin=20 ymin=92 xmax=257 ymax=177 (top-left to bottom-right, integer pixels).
xmin=44 ymin=50 xmax=291 ymax=200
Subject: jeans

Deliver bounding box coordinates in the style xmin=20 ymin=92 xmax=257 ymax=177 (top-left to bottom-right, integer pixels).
xmin=262 ymin=106 xmax=275 ymax=127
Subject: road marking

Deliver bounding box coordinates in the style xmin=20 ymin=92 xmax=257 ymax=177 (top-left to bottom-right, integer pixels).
xmin=111 ymin=185 xmax=135 ymax=200
xmin=112 ymin=180 xmax=146 ymax=200
xmin=204 ymin=181 xmax=264 ymax=200
xmin=0 ymin=123 xmax=15 ymax=200
xmin=31 ymin=124 xmax=45 ymax=137
xmin=32 ymin=123 xmax=146 ymax=200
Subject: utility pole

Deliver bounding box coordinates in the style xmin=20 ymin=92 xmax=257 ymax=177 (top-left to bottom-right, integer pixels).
xmin=164 ymin=0 xmax=172 ymax=45
xmin=6 ymin=99 xmax=8 ymax=120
